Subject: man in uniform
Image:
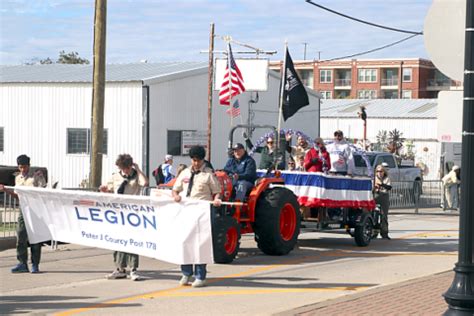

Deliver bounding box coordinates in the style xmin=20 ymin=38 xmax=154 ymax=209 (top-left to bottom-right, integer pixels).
xmin=99 ymin=154 xmax=148 ymax=281
xmin=0 ymin=154 xmax=46 ymax=273
xmin=172 ymin=145 xmax=222 ymax=288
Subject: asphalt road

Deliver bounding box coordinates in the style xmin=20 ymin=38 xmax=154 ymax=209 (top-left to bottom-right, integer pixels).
xmin=0 ymin=213 xmax=459 ymax=315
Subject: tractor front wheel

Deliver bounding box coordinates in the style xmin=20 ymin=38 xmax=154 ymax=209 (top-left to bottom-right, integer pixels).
xmin=254 ymin=187 xmax=300 ymax=256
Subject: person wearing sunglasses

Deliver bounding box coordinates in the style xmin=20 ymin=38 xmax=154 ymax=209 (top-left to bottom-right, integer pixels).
xmin=244 ymin=133 xmax=289 ymax=170
xmin=373 ymin=165 xmax=392 ymax=240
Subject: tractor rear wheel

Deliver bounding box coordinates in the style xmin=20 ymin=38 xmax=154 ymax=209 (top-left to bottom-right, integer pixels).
xmin=354 ymin=212 xmax=373 ymax=247
xmin=254 ymin=187 xmax=300 ymax=256
xmin=212 ymin=216 xmax=241 ymax=264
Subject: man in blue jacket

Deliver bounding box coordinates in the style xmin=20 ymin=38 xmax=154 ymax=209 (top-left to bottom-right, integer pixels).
xmin=224 ymin=143 xmax=257 ymax=201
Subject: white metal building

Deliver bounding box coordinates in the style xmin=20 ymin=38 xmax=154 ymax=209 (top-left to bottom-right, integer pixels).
xmin=319 ymin=99 xmax=443 ymax=179
xmin=0 ymin=63 xmax=321 ymax=187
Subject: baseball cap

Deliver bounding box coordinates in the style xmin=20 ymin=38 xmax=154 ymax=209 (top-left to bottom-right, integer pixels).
xmin=334 ymin=130 xmax=343 ymax=136
xmin=232 ymin=143 xmax=245 ymax=150
xmin=165 ymin=154 xmax=173 ymax=161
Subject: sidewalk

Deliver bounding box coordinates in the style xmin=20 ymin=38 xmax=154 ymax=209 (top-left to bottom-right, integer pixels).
xmin=285 ymin=271 xmax=453 ymax=316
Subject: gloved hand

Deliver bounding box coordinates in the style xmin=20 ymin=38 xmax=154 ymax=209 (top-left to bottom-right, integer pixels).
xmin=311 ymin=158 xmax=319 ymax=164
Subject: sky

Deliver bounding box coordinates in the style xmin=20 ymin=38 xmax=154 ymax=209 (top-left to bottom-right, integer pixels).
xmin=0 ymin=0 xmax=433 ymax=65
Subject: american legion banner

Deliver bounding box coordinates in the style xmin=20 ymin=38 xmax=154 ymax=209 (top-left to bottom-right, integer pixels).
xmin=14 ymin=186 xmax=214 ymax=265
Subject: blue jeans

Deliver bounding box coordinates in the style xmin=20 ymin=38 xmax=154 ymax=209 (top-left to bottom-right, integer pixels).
xmin=234 ymin=180 xmax=253 ymax=201
xmin=181 ymin=264 xmax=207 ymax=280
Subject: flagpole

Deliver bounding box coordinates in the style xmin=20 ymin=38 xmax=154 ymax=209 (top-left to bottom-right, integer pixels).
xmin=227 ymin=41 xmax=233 ymax=127
xmin=277 ymin=41 xmax=288 ymax=146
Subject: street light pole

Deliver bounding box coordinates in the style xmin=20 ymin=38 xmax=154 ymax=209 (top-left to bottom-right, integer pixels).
xmin=443 ymin=0 xmax=474 ymax=314
xmin=302 ymin=42 xmax=308 ymax=60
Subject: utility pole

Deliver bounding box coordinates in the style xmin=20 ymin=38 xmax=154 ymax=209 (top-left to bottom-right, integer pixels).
xmin=302 ymin=42 xmax=308 ymax=60
xmin=89 ymin=0 xmax=107 ymax=189
xmin=206 ymin=23 xmax=215 ymax=162
xmin=443 ymin=0 xmax=474 ymax=314
xmin=317 ymin=51 xmax=322 ymax=61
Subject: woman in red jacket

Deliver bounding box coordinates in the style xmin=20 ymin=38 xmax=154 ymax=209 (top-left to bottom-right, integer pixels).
xmin=304 ymin=137 xmax=331 ymax=173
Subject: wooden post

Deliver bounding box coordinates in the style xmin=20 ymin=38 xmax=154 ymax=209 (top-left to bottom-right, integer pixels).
xmin=206 ymin=23 xmax=215 ymax=162
xmin=90 ymin=0 xmax=107 ymax=189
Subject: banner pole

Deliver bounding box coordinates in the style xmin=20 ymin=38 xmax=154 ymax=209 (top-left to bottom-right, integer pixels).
xmin=277 ymin=42 xmax=288 ymax=147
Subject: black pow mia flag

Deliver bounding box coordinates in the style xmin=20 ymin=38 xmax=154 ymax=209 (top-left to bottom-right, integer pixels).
xmin=281 ymin=49 xmax=309 ymax=121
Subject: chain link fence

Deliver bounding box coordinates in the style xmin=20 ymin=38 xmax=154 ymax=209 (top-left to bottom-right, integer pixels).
xmin=0 ymin=193 xmax=19 ymax=238
xmin=389 ymin=180 xmax=444 ymax=212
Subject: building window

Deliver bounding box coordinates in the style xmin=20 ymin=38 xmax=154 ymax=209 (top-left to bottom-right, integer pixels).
xmin=167 ymin=130 xmax=182 ymax=156
xmin=403 ymin=68 xmax=412 ymax=82
xmin=402 ymin=90 xmax=412 ymax=99
xmin=0 ymin=127 xmax=3 ymax=152
xmin=319 ymin=69 xmax=332 ymax=83
xmin=320 ymin=91 xmax=332 ymax=99
xmin=357 ymin=90 xmax=377 ymax=99
xmin=67 ymin=128 xmax=108 ymax=154
xmin=298 ymin=69 xmax=314 ymax=88
xmin=358 ymin=69 xmax=377 ymax=82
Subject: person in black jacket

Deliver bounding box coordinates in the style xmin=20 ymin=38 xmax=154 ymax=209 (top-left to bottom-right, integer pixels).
xmin=223 ymin=143 xmax=257 ymax=201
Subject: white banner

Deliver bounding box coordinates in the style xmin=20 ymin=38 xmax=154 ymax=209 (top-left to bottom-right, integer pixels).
xmin=14 ymin=187 xmax=214 ymax=265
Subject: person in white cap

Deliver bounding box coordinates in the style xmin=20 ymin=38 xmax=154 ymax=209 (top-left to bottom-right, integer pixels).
xmin=442 ymin=165 xmax=461 ymax=210
xmin=152 ymin=154 xmax=175 ymax=185
xmin=162 ymin=155 xmax=175 ymax=183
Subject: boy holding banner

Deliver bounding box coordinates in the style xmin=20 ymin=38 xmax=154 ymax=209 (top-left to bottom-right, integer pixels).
xmin=172 ymin=146 xmax=222 ymax=288
xmin=0 ymin=154 xmax=46 ymax=274
xmin=99 ymin=154 xmax=148 ymax=281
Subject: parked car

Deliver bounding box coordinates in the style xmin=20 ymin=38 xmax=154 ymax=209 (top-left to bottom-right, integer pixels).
xmin=352 ymin=152 xmax=423 ymax=202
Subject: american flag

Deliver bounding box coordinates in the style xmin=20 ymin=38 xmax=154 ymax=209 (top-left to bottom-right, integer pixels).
xmin=226 ymin=99 xmax=241 ymax=118
xmin=219 ymin=44 xmax=245 ymax=106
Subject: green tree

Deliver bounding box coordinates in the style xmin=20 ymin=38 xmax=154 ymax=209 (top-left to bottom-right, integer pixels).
xmin=387 ymin=128 xmax=405 ymax=156
xmin=56 ymin=50 xmax=90 ymax=64
xmin=25 ymin=51 xmax=90 ymax=65
xmin=375 ymin=130 xmax=388 ymax=152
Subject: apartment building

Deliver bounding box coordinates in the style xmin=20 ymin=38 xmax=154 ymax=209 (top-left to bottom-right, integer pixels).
xmin=270 ymin=58 xmax=458 ymax=99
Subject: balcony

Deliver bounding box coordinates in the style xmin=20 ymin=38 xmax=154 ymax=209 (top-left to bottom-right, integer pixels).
xmin=334 ymin=78 xmax=352 ymax=89
xmin=381 ymin=78 xmax=398 ymax=88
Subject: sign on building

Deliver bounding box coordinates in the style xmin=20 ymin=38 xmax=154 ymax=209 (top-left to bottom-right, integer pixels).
xmin=181 ymin=131 xmax=207 ymax=155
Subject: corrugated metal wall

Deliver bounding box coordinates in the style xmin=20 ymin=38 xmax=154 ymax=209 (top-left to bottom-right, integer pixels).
xmin=147 ymin=72 xmax=321 ymax=180
xmin=0 ymin=82 xmax=143 ymax=188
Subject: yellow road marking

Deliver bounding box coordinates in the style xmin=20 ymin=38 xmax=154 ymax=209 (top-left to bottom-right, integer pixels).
xmin=143 ymin=286 xmax=368 ymax=298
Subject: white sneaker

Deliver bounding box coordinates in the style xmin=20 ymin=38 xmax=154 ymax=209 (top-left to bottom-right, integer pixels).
xmin=179 ymin=275 xmax=191 ymax=286
xmin=105 ymin=269 xmax=127 ymax=280
xmin=130 ymin=270 xmax=142 ymax=281
xmin=192 ymin=279 xmax=206 ymax=288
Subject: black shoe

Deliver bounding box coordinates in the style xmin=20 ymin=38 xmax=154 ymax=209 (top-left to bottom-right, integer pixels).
xmin=382 ymin=236 xmax=391 ymax=240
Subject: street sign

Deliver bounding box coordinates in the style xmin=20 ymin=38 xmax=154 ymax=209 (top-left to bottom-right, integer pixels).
xmin=424 ymin=0 xmax=466 ymax=81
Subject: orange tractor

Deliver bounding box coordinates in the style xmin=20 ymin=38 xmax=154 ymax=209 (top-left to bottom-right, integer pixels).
xmin=211 ymin=125 xmax=300 ymax=263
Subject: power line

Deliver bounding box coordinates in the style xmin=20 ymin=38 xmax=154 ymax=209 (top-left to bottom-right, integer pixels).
xmin=322 ymin=34 xmax=419 ymax=62
xmin=305 ymin=0 xmax=423 ymax=35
